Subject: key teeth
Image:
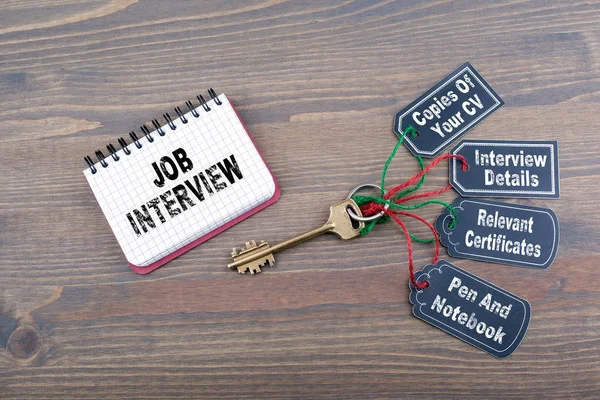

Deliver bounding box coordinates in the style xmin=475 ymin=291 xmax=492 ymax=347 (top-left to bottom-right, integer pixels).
xmin=230 ymin=240 xmax=273 ymax=276
xmin=237 ymin=266 xmax=262 ymax=275
xmin=233 ymin=240 xmax=269 ymax=254
xmin=235 ymin=256 xmax=272 ymax=276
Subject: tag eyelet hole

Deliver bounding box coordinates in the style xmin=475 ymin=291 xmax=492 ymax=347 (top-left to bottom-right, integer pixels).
xmin=405 ymin=126 xmax=420 ymax=138
xmin=416 ymin=280 xmax=429 ymax=289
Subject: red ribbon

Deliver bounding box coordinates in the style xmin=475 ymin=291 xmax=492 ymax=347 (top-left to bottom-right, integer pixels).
xmin=360 ymin=154 xmax=468 ymax=289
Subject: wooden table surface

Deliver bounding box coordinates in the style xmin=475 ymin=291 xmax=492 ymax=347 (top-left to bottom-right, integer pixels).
xmin=1 ymin=1 xmax=599 ymax=398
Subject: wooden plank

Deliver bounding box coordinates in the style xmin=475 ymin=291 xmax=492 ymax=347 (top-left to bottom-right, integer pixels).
xmin=0 ymin=0 xmax=599 ymax=398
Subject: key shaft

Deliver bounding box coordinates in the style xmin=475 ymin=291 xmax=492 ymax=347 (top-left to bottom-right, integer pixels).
xmin=228 ymin=223 xmax=332 ymax=270
xmin=228 ymin=199 xmax=364 ymax=272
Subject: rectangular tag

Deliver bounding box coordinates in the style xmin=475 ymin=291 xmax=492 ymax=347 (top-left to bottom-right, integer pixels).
xmin=394 ymin=62 xmax=504 ymax=158
xmin=450 ymin=140 xmax=560 ymax=198
xmin=410 ymin=260 xmax=531 ymax=358
xmin=436 ymin=197 xmax=559 ymax=269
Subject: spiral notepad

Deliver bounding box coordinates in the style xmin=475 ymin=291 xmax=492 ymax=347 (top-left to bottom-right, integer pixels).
xmin=83 ymin=90 xmax=279 ymax=274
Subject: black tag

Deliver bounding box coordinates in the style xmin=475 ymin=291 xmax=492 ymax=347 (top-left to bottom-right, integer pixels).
xmin=436 ymin=197 xmax=559 ymax=269
xmin=450 ymin=140 xmax=560 ymax=198
xmin=394 ymin=62 xmax=504 ymax=158
xmin=410 ymin=260 xmax=531 ymax=358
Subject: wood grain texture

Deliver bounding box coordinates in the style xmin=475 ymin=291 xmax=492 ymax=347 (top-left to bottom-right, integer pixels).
xmin=1 ymin=0 xmax=599 ymax=398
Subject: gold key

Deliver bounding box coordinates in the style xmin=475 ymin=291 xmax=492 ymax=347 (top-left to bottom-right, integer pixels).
xmin=229 ymin=199 xmax=365 ymax=274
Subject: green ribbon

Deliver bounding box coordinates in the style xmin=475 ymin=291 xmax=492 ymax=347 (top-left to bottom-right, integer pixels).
xmin=352 ymin=126 xmax=457 ymax=240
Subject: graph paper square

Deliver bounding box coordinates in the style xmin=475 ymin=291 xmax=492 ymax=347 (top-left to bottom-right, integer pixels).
xmin=83 ymin=94 xmax=277 ymax=269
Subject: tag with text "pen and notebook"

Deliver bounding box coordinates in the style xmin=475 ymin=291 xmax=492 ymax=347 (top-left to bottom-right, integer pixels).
xmin=394 ymin=62 xmax=504 ymax=158
xmin=410 ymin=260 xmax=531 ymax=358
xmin=436 ymin=197 xmax=559 ymax=269
xmin=449 ymin=140 xmax=560 ymax=199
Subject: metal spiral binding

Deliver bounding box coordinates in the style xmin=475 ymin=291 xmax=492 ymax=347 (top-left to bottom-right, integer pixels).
xmin=174 ymin=107 xmax=188 ymax=124
xmin=106 ymin=144 xmax=120 ymax=161
xmin=84 ymin=88 xmax=222 ymax=174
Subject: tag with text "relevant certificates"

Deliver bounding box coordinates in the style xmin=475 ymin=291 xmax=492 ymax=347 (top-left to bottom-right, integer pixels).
xmin=436 ymin=197 xmax=559 ymax=269
xmin=449 ymin=140 xmax=560 ymax=199
xmin=394 ymin=62 xmax=504 ymax=158
xmin=410 ymin=260 xmax=531 ymax=358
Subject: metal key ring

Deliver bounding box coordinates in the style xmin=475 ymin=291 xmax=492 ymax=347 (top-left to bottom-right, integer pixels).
xmin=346 ymin=183 xmax=389 ymax=222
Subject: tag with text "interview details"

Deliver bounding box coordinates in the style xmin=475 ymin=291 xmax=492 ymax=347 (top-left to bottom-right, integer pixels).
xmin=450 ymin=140 xmax=560 ymax=199
xmin=394 ymin=62 xmax=504 ymax=158
xmin=410 ymin=260 xmax=531 ymax=358
xmin=436 ymin=198 xmax=559 ymax=270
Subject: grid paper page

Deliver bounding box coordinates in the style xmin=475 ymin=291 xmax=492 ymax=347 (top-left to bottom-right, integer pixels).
xmin=84 ymin=94 xmax=276 ymax=267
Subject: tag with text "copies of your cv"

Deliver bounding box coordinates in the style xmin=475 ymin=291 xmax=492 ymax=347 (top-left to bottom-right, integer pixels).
xmin=394 ymin=62 xmax=504 ymax=158
xmin=449 ymin=140 xmax=560 ymax=199
xmin=436 ymin=198 xmax=559 ymax=270
xmin=410 ymin=260 xmax=531 ymax=358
